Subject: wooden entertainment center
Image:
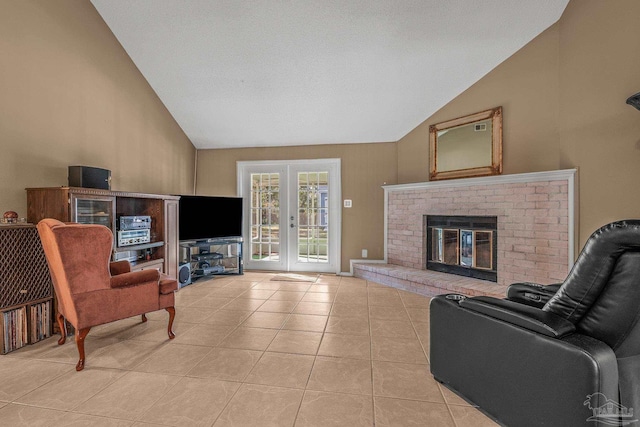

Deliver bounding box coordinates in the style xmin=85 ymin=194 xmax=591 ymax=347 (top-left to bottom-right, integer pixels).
xmin=26 ymin=187 xmax=180 ymax=279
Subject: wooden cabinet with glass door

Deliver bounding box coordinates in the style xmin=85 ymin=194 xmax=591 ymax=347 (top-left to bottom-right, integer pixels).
xmin=26 ymin=187 xmax=180 ymax=276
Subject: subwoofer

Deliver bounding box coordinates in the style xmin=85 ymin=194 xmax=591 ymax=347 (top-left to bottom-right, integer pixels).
xmin=178 ymin=263 xmax=191 ymax=288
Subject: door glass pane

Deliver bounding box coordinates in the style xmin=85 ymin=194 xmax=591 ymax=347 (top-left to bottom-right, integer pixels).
xmin=250 ymin=173 xmax=280 ymax=262
xmin=297 ymin=171 xmax=329 ymax=263
xmin=74 ymin=199 xmax=112 ymax=226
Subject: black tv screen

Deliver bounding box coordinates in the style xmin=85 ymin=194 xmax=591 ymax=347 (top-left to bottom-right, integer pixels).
xmin=178 ymin=195 xmax=243 ymax=241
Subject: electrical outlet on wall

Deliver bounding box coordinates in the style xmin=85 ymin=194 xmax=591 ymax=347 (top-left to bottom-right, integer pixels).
xmin=362 ymin=249 xmax=368 ymax=258
xmin=344 ymin=199 xmax=352 ymax=208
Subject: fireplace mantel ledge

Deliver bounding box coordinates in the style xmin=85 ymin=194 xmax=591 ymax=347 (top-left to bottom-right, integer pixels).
xmin=383 ymin=169 xmax=577 ymax=192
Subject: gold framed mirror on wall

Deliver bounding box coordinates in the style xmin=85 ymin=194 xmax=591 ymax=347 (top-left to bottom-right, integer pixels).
xmin=429 ymin=106 xmax=503 ymax=181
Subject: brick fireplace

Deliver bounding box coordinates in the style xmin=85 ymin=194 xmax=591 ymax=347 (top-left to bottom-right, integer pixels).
xmin=354 ymin=169 xmax=576 ymax=295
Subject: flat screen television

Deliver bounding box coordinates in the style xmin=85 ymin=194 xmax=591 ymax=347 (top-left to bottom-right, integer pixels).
xmin=178 ymin=195 xmax=243 ymax=241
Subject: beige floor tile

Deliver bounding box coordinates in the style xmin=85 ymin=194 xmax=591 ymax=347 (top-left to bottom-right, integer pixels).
xmin=129 ymin=319 xmax=194 ymax=343
xmin=213 ymin=384 xmax=303 ymax=427
xmin=88 ymin=340 xmax=166 ymax=370
xmin=367 ymin=296 xmax=405 ymax=308
xmin=218 ymin=327 xmax=278 ymax=351
xmin=330 ymin=303 xmax=370 ymax=318
xmin=268 ymin=290 xmax=306 ymax=301
xmin=209 ymin=287 xmax=247 ymax=298
xmin=15 ymin=367 xmax=124 ymax=411
xmin=318 ymin=333 xmax=371 ymax=360
xmin=245 ymin=352 xmax=315 ymax=389
xmin=58 ymin=413 xmax=134 ymax=426
xmin=133 ymin=343 xmax=211 ymax=375
xmin=78 ymin=371 xmax=181 ymax=420
xmin=371 ymin=335 xmax=428 ymax=364
xmin=372 ymin=361 xmax=443 ymax=403
xmin=91 ymin=317 xmax=149 ymax=340
xmin=171 ymin=324 xmax=236 ymax=347
xmin=221 ymin=298 xmax=265 ymax=311
xmin=224 ymin=281 xmax=256 ymax=290
xmin=333 ymin=294 xmax=369 ymax=305
xmin=187 ymin=347 xmax=262 ymax=381
xmin=367 ymin=288 xmax=399 ymax=297
xmin=406 ymin=307 xmax=430 ymax=323
xmin=251 ymin=282 xmax=282 ymax=290
xmin=370 ymin=319 xmax=416 ymax=339
xmin=189 ymin=296 xmax=236 ymax=310
xmin=0 ymin=404 xmax=69 ymax=427
xmin=256 ymin=299 xmax=299 ymax=313
xmin=448 ymin=404 xmax=500 ymax=426
xmin=138 ymin=377 xmax=239 ymax=426
xmin=307 ymin=356 xmax=372 ymax=395
xmin=438 ymin=383 xmax=474 ymax=406
xmin=369 ymin=305 xmax=410 ymax=321
xmin=277 ymin=283 xmax=312 ymax=292
xmin=281 ymin=314 xmax=328 ymax=332
xmin=201 ymin=309 xmax=252 ymax=326
xmin=174 ymin=294 xmax=202 ymax=307
xmin=374 ymin=397 xmax=455 ymax=427
xmin=295 ymin=390 xmax=374 ymax=427
xmin=267 ymin=330 xmax=322 ymax=355
xmin=166 ymin=306 xmax=219 ymax=324
xmin=325 ymin=316 xmax=370 ymax=336
xmin=399 ymin=292 xmax=431 ymax=309
xmin=294 ymin=302 xmax=333 ymax=315
xmin=301 ymin=292 xmax=336 ymax=303
xmin=412 ymin=321 xmax=430 ymax=350
xmin=241 ymin=311 xmax=289 ymax=329
xmin=238 ymin=289 xmax=277 ymax=299
xmin=307 ymin=284 xmax=339 ymax=292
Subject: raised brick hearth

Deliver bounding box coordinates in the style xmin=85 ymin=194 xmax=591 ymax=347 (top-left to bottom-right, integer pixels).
xmin=354 ymin=170 xmax=576 ymax=297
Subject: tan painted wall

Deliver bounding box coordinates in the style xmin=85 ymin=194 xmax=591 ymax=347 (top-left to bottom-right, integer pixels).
xmin=196 ymin=143 xmax=398 ymax=272
xmin=397 ymin=0 xmax=640 ymax=248
xmin=0 ymin=0 xmax=195 ymax=218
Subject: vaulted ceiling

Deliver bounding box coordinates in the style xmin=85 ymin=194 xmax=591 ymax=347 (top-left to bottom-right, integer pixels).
xmin=91 ymin=0 xmax=569 ymax=149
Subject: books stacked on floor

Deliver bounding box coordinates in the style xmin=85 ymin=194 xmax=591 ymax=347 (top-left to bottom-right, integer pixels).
xmin=30 ymin=300 xmax=51 ymax=343
xmin=1 ymin=306 xmax=28 ymax=354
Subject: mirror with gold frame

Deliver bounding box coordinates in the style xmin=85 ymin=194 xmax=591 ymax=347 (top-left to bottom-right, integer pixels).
xmin=429 ymin=106 xmax=502 ymax=180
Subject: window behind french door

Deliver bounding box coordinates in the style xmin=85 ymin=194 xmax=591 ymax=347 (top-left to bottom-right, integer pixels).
xmin=237 ymin=159 xmax=341 ymax=273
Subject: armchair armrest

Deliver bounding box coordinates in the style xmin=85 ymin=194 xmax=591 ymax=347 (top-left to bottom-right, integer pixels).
xmin=110 ymin=269 xmax=160 ymax=289
xmin=110 ymin=260 xmax=132 ymax=276
xmin=460 ymin=296 xmax=575 ymax=338
xmin=506 ymin=282 xmax=562 ymax=307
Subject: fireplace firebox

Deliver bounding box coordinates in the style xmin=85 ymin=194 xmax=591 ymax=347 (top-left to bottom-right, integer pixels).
xmin=426 ymin=215 xmax=497 ymax=282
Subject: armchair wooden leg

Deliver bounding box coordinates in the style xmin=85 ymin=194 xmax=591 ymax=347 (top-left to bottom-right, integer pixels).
xmin=57 ymin=313 xmax=66 ymax=345
xmin=165 ymin=307 xmax=176 ymax=339
xmin=75 ymin=327 xmax=91 ymax=372
xmin=141 ymin=313 xmax=147 ymax=323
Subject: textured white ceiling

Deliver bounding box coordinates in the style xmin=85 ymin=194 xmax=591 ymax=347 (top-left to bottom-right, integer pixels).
xmin=90 ymin=0 xmax=568 ymax=149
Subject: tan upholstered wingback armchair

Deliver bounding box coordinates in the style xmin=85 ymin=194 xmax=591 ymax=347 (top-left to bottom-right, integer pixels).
xmin=37 ymin=218 xmax=177 ymax=371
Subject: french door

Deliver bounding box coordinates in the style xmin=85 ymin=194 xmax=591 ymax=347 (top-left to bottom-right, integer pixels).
xmin=237 ymin=159 xmax=341 ymax=273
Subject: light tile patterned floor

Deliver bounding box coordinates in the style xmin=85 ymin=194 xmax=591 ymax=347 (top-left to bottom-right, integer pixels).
xmin=0 ymin=272 xmax=498 ymax=426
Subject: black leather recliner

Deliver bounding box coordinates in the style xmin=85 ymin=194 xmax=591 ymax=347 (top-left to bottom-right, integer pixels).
xmin=430 ymin=220 xmax=640 ymax=427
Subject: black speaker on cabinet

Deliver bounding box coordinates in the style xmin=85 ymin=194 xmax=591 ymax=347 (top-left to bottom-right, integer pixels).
xmin=68 ymin=166 xmax=111 ymax=190
xmin=178 ymin=262 xmax=191 ymax=288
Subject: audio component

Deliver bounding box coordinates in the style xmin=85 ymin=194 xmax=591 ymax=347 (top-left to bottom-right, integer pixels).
xmin=178 ymin=263 xmax=191 ymax=288
xmin=119 ymin=216 xmax=151 ymax=230
xmin=117 ymin=229 xmax=150 ymax=247
xmin=68 ymin=166 xmax=111 ymax=190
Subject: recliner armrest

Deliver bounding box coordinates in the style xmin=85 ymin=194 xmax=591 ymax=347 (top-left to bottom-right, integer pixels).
xmin=110 ymin=269 xmax=160 ymax=289
xmin=460 ymin=296 xmax=575 ymax=338
xmin=506 ymin=282 xmax=562 ymax=307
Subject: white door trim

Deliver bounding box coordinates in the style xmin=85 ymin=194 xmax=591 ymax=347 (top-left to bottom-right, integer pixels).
xmin=237 ymin=159 xmax=341 ymax=273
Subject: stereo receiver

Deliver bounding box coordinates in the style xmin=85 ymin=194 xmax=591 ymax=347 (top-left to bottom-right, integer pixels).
xmin=117 ymin=229 xmax=151 ymax=247
xmin=119 ymin=216 xmax=151 ymax=230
